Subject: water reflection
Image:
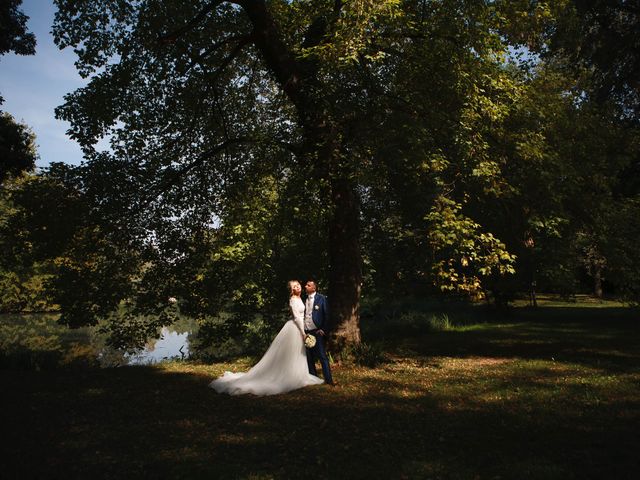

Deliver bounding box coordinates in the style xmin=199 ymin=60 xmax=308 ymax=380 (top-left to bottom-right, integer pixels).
xmin=96 ymin=320 xmax=196 ymax=367
xmin=1 ymin=313 xmax=197 ymax=368
xmin=125 ymin=327 xmax=190 ymax=365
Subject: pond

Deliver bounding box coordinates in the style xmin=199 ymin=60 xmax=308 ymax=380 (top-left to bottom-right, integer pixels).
xmin=124 ymin=327 xmax=190 ymax=365
xmin=0 ymin=313 xmax=196 ymax=368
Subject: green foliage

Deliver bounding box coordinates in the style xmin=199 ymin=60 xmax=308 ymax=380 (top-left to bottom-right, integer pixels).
xmin=0 ymin=270 xmax=52 ymax=312
xmin=357 ymin=0 xmax=537 ymax=299
xmin=47 ymin=0 xmax=542 ymax=328
xmin=0 ymin=313 xmax=97 ymax=369
xmin=0 ymin=175 xmax=57 ymax=313
xmin=189 ymin=313 xmax=279 ymax=362
xmin=545 ymin=0 xmax=640 ymax=120
xmin=425 ymin=312 xmax=454 ymax=332
xmin=599 ymin=199 xmax=640 ymax=303
xmin=0 ymin=0 xmax=36 ymax=57
xmin=0 ymin=0 xmax=36 ymax=104
xmin=9 ymin=0 xmax=632 ymax=354
xmin=0 ymin=166 xmax=151 ymax=328
xmin=425 ymin=196 xmax=516 ymax=298
xmin=358 ymin=296 xmax=477 ymax=345
xmin=0 ymin=314 xmax=63 ymax=369
xmin=296 ymin=0 xmax=403 ymax=64
xmin=346 ymin=341 xmax=387 ymax=368
xmin=0 ymin=112 xmax=37 ymax=182
xmin=97 ymin=303 xmax=179 ymax=352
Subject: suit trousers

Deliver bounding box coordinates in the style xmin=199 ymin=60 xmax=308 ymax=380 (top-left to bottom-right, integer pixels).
xmin=305 ymin=329 xmax=333 ymax=384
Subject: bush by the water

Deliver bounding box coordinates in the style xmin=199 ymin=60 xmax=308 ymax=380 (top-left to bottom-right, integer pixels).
xmin=189 ymin=313 xmax=279 ymax=363
xmin=0 ymin=313 xmax=97 ymax=369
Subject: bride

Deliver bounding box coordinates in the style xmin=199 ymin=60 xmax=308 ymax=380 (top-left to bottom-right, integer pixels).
xmin=209 ymin=280 xmax=324 ymax=395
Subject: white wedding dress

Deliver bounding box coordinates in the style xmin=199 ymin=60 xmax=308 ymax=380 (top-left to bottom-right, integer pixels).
xmin=209 ymin=296 xmax=324 ymax=395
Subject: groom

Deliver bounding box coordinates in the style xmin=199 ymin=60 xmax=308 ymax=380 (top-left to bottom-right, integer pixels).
xmin=303 ymin=279 xmax=334 ymax=386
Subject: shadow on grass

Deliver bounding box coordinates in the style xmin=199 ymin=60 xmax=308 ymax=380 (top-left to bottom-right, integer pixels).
xmin=366 ymin=306 xmax=640 ymax=374
xmin=2 ymin=306 xmax=639 ymax=478
xmin=2 ymin=359 xmax=639 ymax=480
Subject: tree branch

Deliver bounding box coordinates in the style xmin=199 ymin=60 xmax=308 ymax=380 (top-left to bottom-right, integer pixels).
xmin=205 ymin=34 xmax=254 ymax=78
xmin=379 ymin=30 xmax=462 ymax=48
xmin=239 ymin=0 xmax=304 ymax=106
xmin=186 ymin=33 xmax=253 ymax=74
xmin=148 ymin=137 xmax=250 ymax=205
xmin=157 ymin=0 xmax=228 ymax=44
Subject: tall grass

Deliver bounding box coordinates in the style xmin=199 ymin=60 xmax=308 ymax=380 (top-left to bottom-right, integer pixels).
xmin=360 ymin=297 xmax=479 ymax=343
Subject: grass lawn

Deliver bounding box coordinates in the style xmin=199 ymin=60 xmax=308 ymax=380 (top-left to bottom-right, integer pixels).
xmin=1 ymin=300 xmax=639 ymax=479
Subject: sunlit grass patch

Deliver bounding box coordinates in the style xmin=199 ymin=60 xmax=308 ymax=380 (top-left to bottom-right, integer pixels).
xmin=511 ymin=293 xmax=630 ymax=308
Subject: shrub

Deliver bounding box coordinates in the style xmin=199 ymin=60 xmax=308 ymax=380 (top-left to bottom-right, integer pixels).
xmin=348 ymin=342 xmax=387 ymax=368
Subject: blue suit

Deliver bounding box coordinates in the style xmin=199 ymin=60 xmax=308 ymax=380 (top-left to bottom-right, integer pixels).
xmin=304 ymin=293 xmax=333 ymax=385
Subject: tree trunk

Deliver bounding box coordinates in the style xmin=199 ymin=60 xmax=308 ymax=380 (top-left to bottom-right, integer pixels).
xmin=310 ymin=123 xmax=362 ymax=352
xmin=593 ymin=263 xmax=603 ymax=299
xmin=241 ymin=0 xmax=362 ymax=351
xmin=327 ymin=175 xmax=362 ymax=351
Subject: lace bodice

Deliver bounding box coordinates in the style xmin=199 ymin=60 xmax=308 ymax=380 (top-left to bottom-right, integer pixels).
xmin=289 ymin=296 xmax=305 ymax=331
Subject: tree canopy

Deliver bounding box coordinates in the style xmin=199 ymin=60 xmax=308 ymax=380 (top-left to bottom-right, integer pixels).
xmin=49 ymin=0 xmax=539 ymax=346
xmin=0 ymin=0 xmax=36 ymax=104
xmin=0 ymin=112 xmax=37 ymax=182
xmin=1 ymin=0 xmax=37 ymax=180
xmin=0 ymin=0 xmax=632 ymax=352
xmin=547 ymin=0 xmax=640 ymax=121
xmin=0 ymin=0 xmax=35 ymax=56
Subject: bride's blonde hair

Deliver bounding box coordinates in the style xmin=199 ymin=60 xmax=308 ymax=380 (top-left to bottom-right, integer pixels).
xmin=288 ymin=280 xmax=300 ymax=297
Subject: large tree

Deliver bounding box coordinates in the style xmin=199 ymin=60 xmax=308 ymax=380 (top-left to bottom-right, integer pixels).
xmin=52 ymin=0 xmax=533 ymax=349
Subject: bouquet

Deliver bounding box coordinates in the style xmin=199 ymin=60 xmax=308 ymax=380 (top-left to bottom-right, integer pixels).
xmin=304 ymin=333 xmax=316 ymax=348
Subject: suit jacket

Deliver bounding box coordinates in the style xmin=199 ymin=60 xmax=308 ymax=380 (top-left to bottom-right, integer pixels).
xmin=306 ymin=293 xmax=329 ymax=332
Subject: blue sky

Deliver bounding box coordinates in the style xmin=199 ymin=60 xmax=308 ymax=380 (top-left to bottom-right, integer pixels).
xmin=0 ymin=0 xmax=87 ymax=168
